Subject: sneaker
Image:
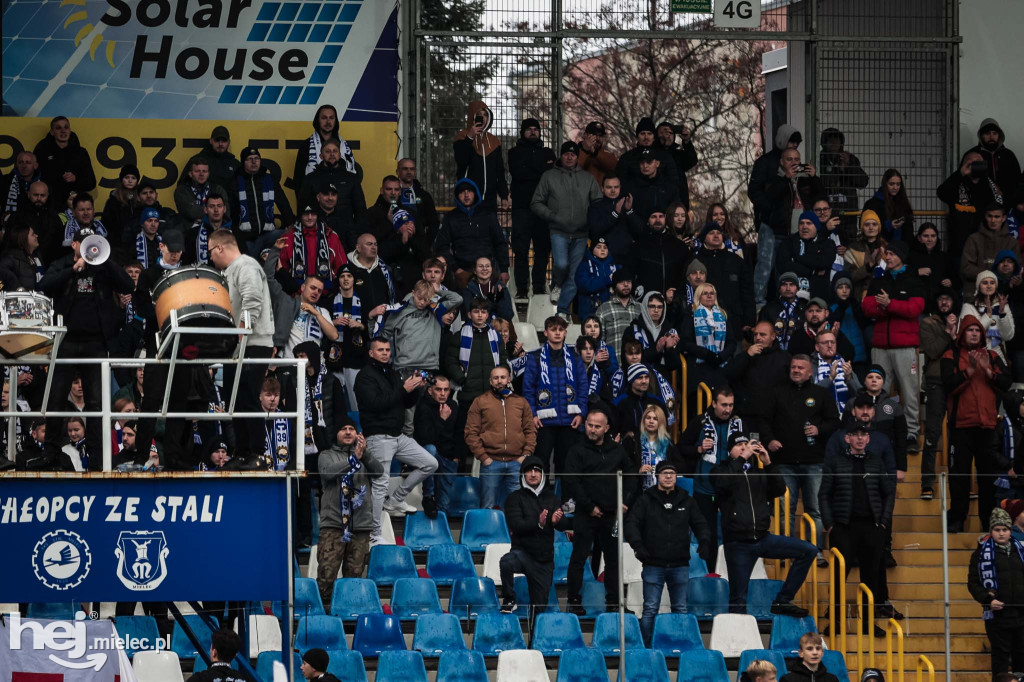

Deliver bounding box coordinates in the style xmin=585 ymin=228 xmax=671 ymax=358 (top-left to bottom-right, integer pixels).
xmin=863 ymin=624 xmax=887 ymax=638
xmin=816 ymin=552 xmax=829 ymax=568
xmin=500 ymin=598 xmax=517 ymax=614
xmin=920 ymin=487 xmax=934 ymax=500
xmin=770 ymin=601 xmax=809 ymax=618
xmin=906 ymin=435 xmax=921 ymax=454
xmin=566 ymin=601 xmax=586 ymax=617
xmin=383 ymin=497 xmax=417 ymax=515
xmin=369 ymin=535 xmax=384 ymax=547
xmin=421 ymin=496 xmax=438 ymax=519
xmin=877 ymin=602 xmax=905 ymax=620
xmin=947 ymin=521 xmax=964 ymax=534
xmin=515 ymin=292 xmax=529 ymax=302
xmin=549 ymin=286 xmax=561 ymax=304
xmin=885 ymin=551 xmax=898 ymax=568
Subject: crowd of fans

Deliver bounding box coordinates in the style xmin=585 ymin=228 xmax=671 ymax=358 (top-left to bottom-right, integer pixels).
xmin=4 ymin=105 xmax=1024 ymax=677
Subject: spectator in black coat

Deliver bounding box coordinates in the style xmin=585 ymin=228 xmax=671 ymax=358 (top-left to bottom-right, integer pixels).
xmin=32 ymin=116 xmax=96 ymax=206
xmin=655 ymin=121 xmax=699 ymax=209
xmin=696 ymin=222 xmax=756 ymax=327
xmin=508 ymin=118 xmax=556 ymax=296
xmin=413 ymin=375 xmax=460 ymax=518
xmin=230 ymin=147 xmax=294 ymax=254
xmin=818 ymin=128 xmax=869 ymax=237
xmin=725 ymin=321 xmax=792 ymax=419
xmin=630 ymin=212 xmax=690 ymax=298
xmin=356 ymin=175 xmax=425 ymax=293
xmin=863 ymin=169 xmax=916 ymax=244
xmin=0 ymin=225 xmax=43 ymax=291
xmin=966 ymin=118 xmax=1021 ymax=196
xmin=397 ymin=158 xmax=440 ymax=243
xmin=299 ymin=139 xmax=366 ymax=227
xmin=625 ymin=147 xmax=680 ymax=222
xmin=588 ymin=175 xmax=643 ymax=264
xmin=2 ymin=150 xmax=40 ymax=216
xmin=775 ymin=210 xmax=838 ymax=302
xmin=908 ymin=222 xmax=956 ymax=310
xmin=679 ymin=283 xmax=737 ymax=391
xmin=616 ymin=117 xmax=681 ymax=196
xmin=623 ymin=292 xmax=681 ymax=375
xmin=453 ymin=101 xmax=509 ymax=212
xmin=937 ymin=149 xmax=1005 ymax=254
xmin=434 ymin=178 xmax=510 ymax=289
xmin=11 ymin=181 xmax=66 ymax=263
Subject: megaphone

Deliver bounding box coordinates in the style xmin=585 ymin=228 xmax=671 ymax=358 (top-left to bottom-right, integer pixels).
xmin=80 ymin=234 xmax=110 ymax=266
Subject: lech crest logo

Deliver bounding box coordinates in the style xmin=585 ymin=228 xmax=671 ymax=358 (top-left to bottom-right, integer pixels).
xmin=32 ymin=530 xmax=92 ymax=591
xmin=114 ymin=531 xmax=170 ymax=591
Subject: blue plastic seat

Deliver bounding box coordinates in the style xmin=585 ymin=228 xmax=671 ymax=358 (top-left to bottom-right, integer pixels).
xmin=650 ymin=613 xmax=703 ymax=656
xmin=823 ymin=650 xmax=849 ymax=680
xmin=293 ymin=577 xmax=326 ymax=617
xmin=390 ymin=578 xmax=443 ymax=619
xmin=616 ymin=649 xmax=669 ymax=682
xmin=326 ymin=649 xmax=366 ymax=681
xmin=460 ymin=509 xmax=511 ymax=551
xmin=472 ymin=612 xmax=526 ymax=656
xmin=437 ymin=650 xmax=488 ymax=682
xmin=553 ymin=541 xmax=593 ymax=584
xmin=555 ymin=648 xmax=610 ymax=682
xmin=575 ymin=580 xmax=608 ymax=620
xmin=445 ymin=478 xmax=482 ymax=518
xmin=402 ymin=511 xmax=454 ymax=550
xmin=530 ymin=612 xmax=586 ymax=656
xmin=677 ymin=649 xmax=728 ymax=682
xmin=555 ymin=529 xmax=570 ymax=544
xmin=689 ymin=555 xmax=709 ymax=577
xmin=367 ymin=545 xmax=418 ymax=586
xmin=352 ymin=613 xmax=406 ymax=656
xmin=256 ymin=652 xmax=301 ymax=682
xmin=686 ymin=577 xmax=729 ymax=620
xmin=295 ymin=615 xmax=346 ymax=651
xmin=677 ymin=477 xmax=694 ymax=494
xmin=747 ymin=579 xmax=783 ymax=620
xmin=26 ymin=603 xmax=78 ymax=619
xmin=426 ymin=544 xmax=477 ymax=586
xmin=768 ymin=614 xmax=817 ymax=654
xmin=376 ymin=650 xmax=428 ymax=682
xmin=592 ymin=612 xmax=645 ymax=655
xmin=171 ymin=614 xmax=218 ymax=660
xmin=412 ymin=613 xmax=467 ymax=658
xmin=737 ymin=649 xmax=788 ymax=682
xmin=114 ymin=616 xmax=161 ymax=658
xmin=449 ymin=577 xmax=500 ymax=619
xmin=513 ymin=575 xmax=561 ymax=620
xmin=330 ymin=578 xmax=383 ymax=621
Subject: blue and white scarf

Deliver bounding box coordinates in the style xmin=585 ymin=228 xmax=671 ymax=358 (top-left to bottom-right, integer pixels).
xmin=459 ymin=324 xmax=500 ymax=372
xmin=193 ymin=219 xmax=211 ymax=264
xmin=692 ymin=305 xmax=727 ymax=360
xmin=304 ymin=365 xmax=326 ymax=455
xmin=585 ymin=362 xmax=603 ymax=396
xmin=509 ymin=354 xmax=528 ymax=378
xmin=189 ymin=181 xmax=210 ymax=206
xmin=307 ymin=133 xmax=356 ymax=175
xmin=640 ymin=437 xmax=670 ymax=489
xmin=332 ymin=293 xmax=362 ymax=335
xmin=73 ymin=438 xmax=89 ymax=471
xmin=699 ymin=412 xmax=743 ymax=464
xmin=291 ymin=224 xmax=334 ymax=283
xmin=536 ymin=344 xmax=580 ymax=420
xmin=236 ymin=173 xmax=275 ymax=235
xmin=136 ymin=231 xmax=160 ymax=266
xmin=776 ymin=299 xmax=798 ymax=350
xmin=977 ymin=534 xmax=1024 ymax=620
xmin=609 ymin=364 xmax=677 ymax=426
xmin=996 ymin=417 xmax=1016 ymax=490
xmin=816 ymin=354 xmax=850 ymax=417
xmin=339 ymin=450 xmax=367 ymax=542
xmin=265 ymin=413 xmax=291 ymax=471
xmin=62 ymin=214 xmax=107 ymax=247
xmin=295 ymin=307 xmax=326 ymax=345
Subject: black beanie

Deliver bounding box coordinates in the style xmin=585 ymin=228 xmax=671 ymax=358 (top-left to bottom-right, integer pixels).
xmin=120 ymin=164 xmax=141 ymax=180
xmin=521 ymin=117 xmax=541 ymax=134
xmin=302 ymin=648 xmax=329 ymax=672
xmin=635 ymin=117 xmax=656 ymax=135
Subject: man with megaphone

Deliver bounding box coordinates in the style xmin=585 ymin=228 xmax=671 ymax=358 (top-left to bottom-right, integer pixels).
xmin=38 ymin=226 xmax=135 ymax=470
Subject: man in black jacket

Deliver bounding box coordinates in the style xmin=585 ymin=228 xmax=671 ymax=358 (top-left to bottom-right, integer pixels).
xmin=413 ymin=374 xmax=460 ymax=518
xmin=356 ymin=175 xmax=426 ymax=292
xmin=625 ymin=147 xmax=680 ymax=222
xmin=563 ymin=407 xmax=639 ymax=613
xmin=698 ymin=221 xmax=756 ymax=327
xmin=760 ymin=355 xmax=840 ymax=559
xmin=726 ymin=321 xmax=793 ymax=419
xmin=587 ymin=175 xmax=642 ymax=264
xmin=190 ymin=629 xmax=255 ymax=682
xmin=819 ymin=424 xmax=896 ymax=637
xmin=230 ymin=146 xmax=294 ymax=255
xmin=11 ymin=181 xmax=66 ymax=262
xmin=616 ymin=117 xmax=680 ymax=194
xmin=712 ymin=433 xmax=816 ymax=616
xmin=775 ymin=211 xmax=837 ymax=302
xmin=499 ymin=455 xmax=571 ymax=620
xmin=396 ymin=158 xmax=440 ymax=244
xmin=434 ymin=178 xmax=509 ymax=288
xmin=655 ymin=121 xmax=698 ymax=210
xmin=630 ymin=213 xmax=691 ymax=299
xmin=39 ymin=227 xmax=135 ymax=469
xmin=508 ymin=118 xmax=555 ymax=297
xmin=625 ymin=459 xmax=710 ymax=646
xmin=354 ymin=338 xmax=437 ymax=544
xmin=32 ymin=116 xmax=96 ymax=206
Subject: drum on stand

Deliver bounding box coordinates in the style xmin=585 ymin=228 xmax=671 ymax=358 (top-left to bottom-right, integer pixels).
xmin=0 ymin=291 xmax=56 ymax=358
xmin=151 ymin=266 xmax=237 ymax=357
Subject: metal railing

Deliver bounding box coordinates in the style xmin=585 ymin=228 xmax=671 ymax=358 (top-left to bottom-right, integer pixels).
xmin=856 ymin=583 xmax=876 ymax=673
xmin=885 ymin=618 xmax=906 ymax=682
xmin=798 ymin=512 xmax=818 ymax=626
xmin=695 ymin=382 xmax=712 ymax=415
xmin=827 ymin=547 xmax=847 ymax=659
xmin=916 ymin=654 xmax=935 ymax=682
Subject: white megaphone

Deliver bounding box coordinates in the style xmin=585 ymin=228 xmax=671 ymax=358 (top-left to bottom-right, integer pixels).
xmin=80 ymin=234 xmax=110 ymax=266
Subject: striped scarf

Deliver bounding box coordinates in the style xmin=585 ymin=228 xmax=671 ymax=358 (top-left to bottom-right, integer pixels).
xmin=137 ymin=231 xmax=160 ymax=267
xmin=193 ymin=219 xmax=211 ymax=264
xmin=265 ymin=413 xmax=291 ymax=471
xmin=332 ymin=293 xmax=362 ymax=333
xmin=236 ymin=173 xmax=275 ymax=235
xmin=62 ymin=214 xmax=107 ymax=247
xmin=997 ymin=417 xmax=1016 ymax=490
xmin=339 ymin=451 xmax=366 ymax=542
xmin=977 ymin=535 xmax=1024 ymax=620
xmin=640 ymin=437 xmax=670 ymax=489
xmin=536 ymin=344 xmax=579 ymax=420
xmin=459 ymin=324 xmax=500 ymax=372
xmin=307 ymin=133 xmax=356 ymax=175
xmin=817 ymin=354 xmax=850 ymax=417
xmin=304 ymin=365 xmax=326 ymax=455
xmin=585 ymin=362 xmax=602 ymax=396
xmin=699 ymin=412 xmax=743 ymax=464
xmin=692 ymin=305 xmax=727 ymax=360
xmin=291 ymin=224 xmax=334 ymax=283
xmin=776 ymin=299 xmax=798 ymax=350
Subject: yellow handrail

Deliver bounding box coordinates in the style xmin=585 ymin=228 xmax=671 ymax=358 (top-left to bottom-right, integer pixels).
xmin=915 ymin=654 xmax=935 ymax=682
xmin=680 ymin=358 xmax=689 ymax=430
xmin=783 ymin=486 xmax=791 ymax=538
xmin=856 ymin=583 xmax=876 ymax=673
xmin=885 ymin=618 xmax=905 ymax=682
xmin=827 ymin=548 xmax=847 ymax=659
xmin=940 ymin=414 xmax=948 ymax=468
xmin=696 ymin=381 xmax=712 ymax=414
xmin=798 ymin=513 xmax=818 ymax=626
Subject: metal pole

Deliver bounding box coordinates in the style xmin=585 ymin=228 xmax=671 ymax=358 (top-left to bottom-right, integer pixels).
xmin=6 ymin=365 xmax=18 ymax=461
xmin=285 ymin=476 xmax=295 ymax=682
xmin=939 ymin=471 xmax=952 ymax=680
xmin=39 ymin=326 xmax=65 ymax=415
xmin=551 ymin=0 xmax=563 ymax=150
xmin=295 ymin=359 xmax=307 ymax=473
xmin=616 ymin=471 xmax=625 ymax=677
xmin=101 ymin=360 xmax=112 ymax=471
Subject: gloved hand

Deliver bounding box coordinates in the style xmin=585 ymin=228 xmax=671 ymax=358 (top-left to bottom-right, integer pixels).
xmin=697 ymin=541 xmax=712 ymax=564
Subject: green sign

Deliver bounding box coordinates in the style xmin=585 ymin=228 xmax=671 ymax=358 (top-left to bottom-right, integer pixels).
xmin=671 ymin=0 xmax=712 ymax=11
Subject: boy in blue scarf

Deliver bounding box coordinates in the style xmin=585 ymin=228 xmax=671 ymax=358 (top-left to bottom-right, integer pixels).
xmin=968 ymin=507 xmax=1024 ymax=678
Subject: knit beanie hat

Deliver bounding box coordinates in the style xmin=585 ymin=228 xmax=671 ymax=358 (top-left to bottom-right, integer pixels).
xmin=302 ymin=648 xmax=329 ymax=672
xmin=990 ymin=506 xmax=1013 ymax=531
xmin=860 ymin=209 xmax=881 ymax=229
xmin=798 ymin=209 xmax=822 ymax=232
xmin=975 ymin=270 xmax=998 ymax=291
xmin=1001 ymin=498 xmax=1024 ymax=523
xmin=635 ymin=117 xmax=656 ymax=135
xmin=521 ymin=117 xmax=540 ymax=133
xmin=626 ymin=363 xmax=650 ymax=382
xmin=886 ymin=240 xmax=909 ymax=264
xmin=686 ymin=259 xmax=707 ymax=276
xmin=120 ymin=164 xmax=141 ymax=180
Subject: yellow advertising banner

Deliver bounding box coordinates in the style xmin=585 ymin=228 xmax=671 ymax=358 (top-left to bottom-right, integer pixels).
xmin=0 ymin=118 xmax=398 ymax=212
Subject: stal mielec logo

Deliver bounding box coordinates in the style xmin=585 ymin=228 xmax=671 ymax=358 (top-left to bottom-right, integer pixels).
xmin=32 ymin=529 xmax=92 ymax=591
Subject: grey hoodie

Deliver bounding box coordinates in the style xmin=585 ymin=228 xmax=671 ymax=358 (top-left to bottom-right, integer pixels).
xmin=319 ymin=442 xmax=383 ymax=532
xmin=381 ymin=288 xmax=463 ymax=370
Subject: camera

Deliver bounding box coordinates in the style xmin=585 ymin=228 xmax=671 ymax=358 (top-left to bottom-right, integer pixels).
xmin=474 ymin=112 xmax=485 ymax=126
xmin=418 ymin=370 xmax=437 ymax=385
xmin=970 ymin=160 xmax=989 ymax=176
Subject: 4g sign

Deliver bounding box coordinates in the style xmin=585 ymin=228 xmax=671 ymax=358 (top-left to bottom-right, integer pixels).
xmin=714 ymin=0 xmax=761 ymax=28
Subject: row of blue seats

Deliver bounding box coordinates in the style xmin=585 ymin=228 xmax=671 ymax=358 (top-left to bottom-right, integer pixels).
xmin=249 ymin=643 xmax=847 ymax=682
xmin=400 ymin=509 xmax=511 ymax=551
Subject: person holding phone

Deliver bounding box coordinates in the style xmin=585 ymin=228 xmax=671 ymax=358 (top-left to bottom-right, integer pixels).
xmin=938 ymin=149 xmax=1005 ymax=254
xmin=864 ymin=169 xmax=915 ymax=243
xmin=453 ymin=100 xmax=509 ymax=213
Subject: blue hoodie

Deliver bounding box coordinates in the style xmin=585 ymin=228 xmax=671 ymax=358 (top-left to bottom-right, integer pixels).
xmin=574 ymin=249 xmax=619 ymax=318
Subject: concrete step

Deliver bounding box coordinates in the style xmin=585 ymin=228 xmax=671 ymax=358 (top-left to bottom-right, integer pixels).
xmin=890 ymin=548 xmax=973 ymax=564
xmin=891 ymin=516 xmax=984 ymax=533
xmin=897 ymin=617 xmax=987 ymax=634
xmin=887 ymin=582 xmax=972 ymax=600
xmin=890 ymin=532 xmax=981 ymax=549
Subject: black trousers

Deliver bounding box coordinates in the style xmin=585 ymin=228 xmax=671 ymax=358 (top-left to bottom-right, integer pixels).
xmin=133 ymin=360 xmax=204 ymax=469
xmin=568 ymin=513 xmax=619 ymax=606
xmin=511 ymin=208 xmax=550 ymax=293
xmin=920 ymin=375 xmax=945 ymax=490
xmin=535 ymin=425 xmax=579 ymax=478
xmin=948 ymin=427 xmax=998 ymax=528
xmin=985 ymin=620 xmax=1024 ymax=678
xmin=694 ymin=492 xmax=723 ymax=572
xmin=43 ymin=339 xmax=106 ymax=468
xmin=829 ymin=519 xmax=885 ymax=620
xmin=222 ymin=345 xmax=274 ymax=457
xmin=499 ymin=548 xmax=554 ymax=623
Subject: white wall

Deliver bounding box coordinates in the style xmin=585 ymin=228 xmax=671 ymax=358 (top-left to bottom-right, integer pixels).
xmin=958 ymin=0 xmax=1024 ymax=160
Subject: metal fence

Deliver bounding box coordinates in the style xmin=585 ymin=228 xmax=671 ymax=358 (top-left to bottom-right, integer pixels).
xmin=406 ymin=0 xmax=960 ymax=237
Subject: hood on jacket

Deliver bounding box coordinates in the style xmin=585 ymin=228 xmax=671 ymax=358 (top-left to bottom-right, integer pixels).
xmin=293 ymin=340 xmax=323 ymax=376
xmin=933 ymin=285 xmax=962 ymax=317
xmin=312 ymin=104 xmax=340 ymax=134
xmin=773 ymin=124 xmax=801 ymax=152
xmin=519 ymin=455 xmax=547 ymax=495
xmin=453 ymin=177 xmax=483 ymax=216
xmin=957 ymin=314 xmax=986 ymax=350
xmin=37 ymin=130 xmax=85 ymax=155
xmin=977 ymin=117 xmax=1005 ymax=147
xmin=993 ymin=249 xmax=1019 ymax=274
xmin=640 ymin=291 xmax=665 ymax=339
xmin=455 ymin=101 xmax=501 ymax=156
xmin=820 ymin=126 xmax=845 ymax=147
xmin=347 ymin=249 xmax=380 ymax=272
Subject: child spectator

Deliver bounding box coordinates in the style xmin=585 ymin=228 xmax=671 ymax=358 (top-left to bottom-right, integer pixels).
xmin=258 ymin=376 xmax=292 ymax=471
xmin=780 ymin=632 xmax=840 ymax=681
xmin=574 ymin=237 xmax=618 ymax=319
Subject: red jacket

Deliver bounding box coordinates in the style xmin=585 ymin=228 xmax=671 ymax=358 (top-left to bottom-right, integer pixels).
xmin=940 ymin=314 xmax=1011 ymax=429
xmin=278 ymin=222 xmax=347 ymax=281
xmin=861 ymin=268 xmax=925 ymax=349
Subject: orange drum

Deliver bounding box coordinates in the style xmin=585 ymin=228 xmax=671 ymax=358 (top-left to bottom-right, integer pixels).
xmin=151 ymin=266 xmax=236 ymax=356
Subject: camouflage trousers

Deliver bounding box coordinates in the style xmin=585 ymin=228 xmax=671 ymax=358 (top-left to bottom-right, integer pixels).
xmin=316 ymin=528 xmax=370 ymax=609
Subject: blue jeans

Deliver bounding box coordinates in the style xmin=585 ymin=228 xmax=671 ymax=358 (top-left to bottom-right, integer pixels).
xmin=550 ymin=233 xmax=587 ymax=315
xmin=776 ymin=463 xmax=824 ymax=549
xmin=724 ymin=534 xmax=817 ymax=611
xmin=480 ymin=458 xmax=521 ymax=509
xmin=640 ymin=565 xmax=689 ymax=646
xmin=421 ymin=445 xmax=458 ymax=511
xmin=753 ymin=223 xmax=776 ymax=308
